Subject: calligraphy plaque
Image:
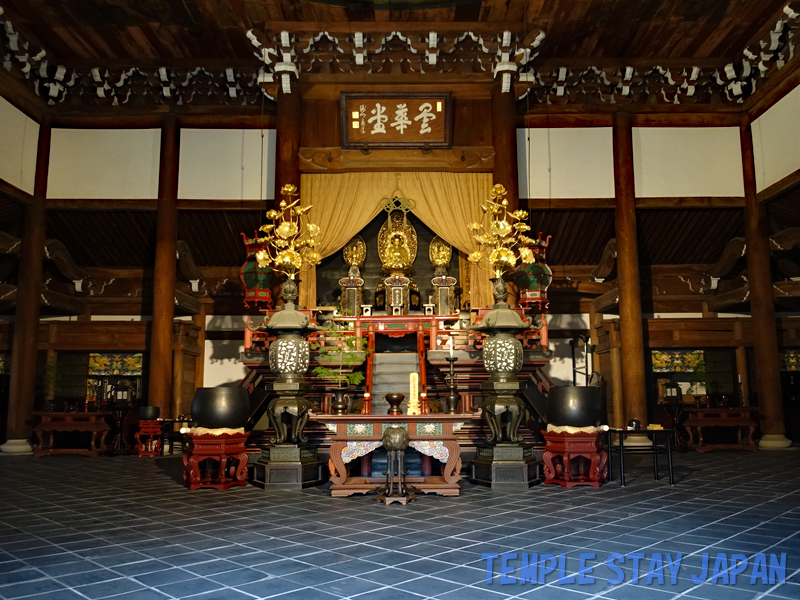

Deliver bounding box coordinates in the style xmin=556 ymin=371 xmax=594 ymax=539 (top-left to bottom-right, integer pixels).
xmin=341 ymin=92 xmax=452 ymax=149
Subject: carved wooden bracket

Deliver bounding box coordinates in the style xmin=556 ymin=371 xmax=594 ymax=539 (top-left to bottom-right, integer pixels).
xmin=0 ymin=283 xmax=86 ymax=314
xmin=591 ymin=287 xmax=620 ymax=313
xmin=299 ymin=146 xmax=494 ymax=172
xmin=590 ymin=238 xmax=617 ymax=282
xmin=706 ymin=237 xmax=745 ymax=279
xmin=174 ymin=289 xmax=203 ymax=315
xmin=177 ymin=240 xmax=204 ymax=292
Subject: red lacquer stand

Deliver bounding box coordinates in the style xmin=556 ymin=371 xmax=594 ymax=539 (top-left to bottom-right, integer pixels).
xmin=183 ymin=432 xmax=249 ymax=490
xmin=543 ymin=431 xmax=608 ymax=488
xmin=135 ymin=420 xmax=163 ymax=457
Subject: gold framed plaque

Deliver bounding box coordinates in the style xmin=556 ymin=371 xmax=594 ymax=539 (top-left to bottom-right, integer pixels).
xmin=341 ymin=91 xmax=452 ymax=149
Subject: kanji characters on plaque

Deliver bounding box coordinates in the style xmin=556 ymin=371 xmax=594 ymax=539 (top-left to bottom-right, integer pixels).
xmin=342 ymin=92 xmax=450 ymax=148
xmin=362 ymin=102 xmax=437 ymax=136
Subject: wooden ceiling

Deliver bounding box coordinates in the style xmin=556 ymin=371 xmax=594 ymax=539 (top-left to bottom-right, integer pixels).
xmin=1 ymin=0 xmax=789 ymax=64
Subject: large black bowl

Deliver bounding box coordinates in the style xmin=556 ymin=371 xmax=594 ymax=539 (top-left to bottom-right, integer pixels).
xmin=139 ymin=406 xmax=160 ymax=420
xmin=546 ymin=385 xmax=605 ymax=428
xmin=191 ymin=387 xmax=251 ymax=429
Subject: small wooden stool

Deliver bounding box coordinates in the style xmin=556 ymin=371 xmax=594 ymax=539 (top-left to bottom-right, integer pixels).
xmin=183 ymin=432 xmax=249 ymax=490
xmin=135 ymin=420 xmax=163 ymax=457
xmin=543 ymin=430 xmax=607 ymax=488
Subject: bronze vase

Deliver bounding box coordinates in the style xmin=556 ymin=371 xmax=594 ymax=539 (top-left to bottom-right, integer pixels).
xmin=384 ymin=393 xmax=405 ymax=415
xmin=329 ymin=389 xmax=351 ymax=415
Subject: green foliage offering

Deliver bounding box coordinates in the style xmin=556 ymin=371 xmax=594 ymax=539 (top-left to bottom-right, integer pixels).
xmin=309 ymin=320 xmax=370 ymax=387
xmin=687 ymin=360 xmax=707 ymax=394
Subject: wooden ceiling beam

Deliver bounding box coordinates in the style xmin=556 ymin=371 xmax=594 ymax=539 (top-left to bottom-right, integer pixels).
xmin=0 ymin=179 xmax=34 ymax=207
xmin=46 ymin=199 xmax=267 ymax=211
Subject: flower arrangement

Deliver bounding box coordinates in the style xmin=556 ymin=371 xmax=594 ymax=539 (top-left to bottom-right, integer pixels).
xmin=254 ymin=183 xmax=321 ymax=279
xmin=467 ymin=183 xmax=535 ymax=279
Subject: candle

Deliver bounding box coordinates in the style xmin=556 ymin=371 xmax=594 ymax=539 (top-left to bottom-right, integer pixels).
xmin=449 ymin=337 xmax=454 ymax=357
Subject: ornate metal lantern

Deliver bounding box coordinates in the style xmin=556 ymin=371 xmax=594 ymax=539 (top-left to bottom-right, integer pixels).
xmin=512 ymin=233 xmax=553 ymax=310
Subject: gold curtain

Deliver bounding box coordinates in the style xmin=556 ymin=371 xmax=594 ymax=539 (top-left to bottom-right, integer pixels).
xmin=299 ymin=171 xmax=493 ymax=310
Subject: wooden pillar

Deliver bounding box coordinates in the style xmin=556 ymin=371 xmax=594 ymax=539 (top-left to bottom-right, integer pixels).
xmin=610 ymin=346 xmax=625 ymax=429
xmin=741 ymin=116 xmax=789 ymax=447
xmin=3 ymin=118 xmax=51 ymax=452
xmin=491 ymin=79 xmax=519 ymax=211
xmin=193 ymin=306 xmax=206 ymax=390
xmin=733 ymin=320 xmax=749 ymax=407
xmin=735 ymin=346 xmax=750 ymax=407
xmin=613 ymin=112 xmax=648 ymax=426
xmin=274 ymin=82 xmax=301 ymax=199
xmin=147 ymin=115 xmax=179 ymax=419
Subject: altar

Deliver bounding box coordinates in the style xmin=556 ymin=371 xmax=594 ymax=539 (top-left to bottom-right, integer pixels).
xmin=310 ymin=412 xmax=480 ymax=497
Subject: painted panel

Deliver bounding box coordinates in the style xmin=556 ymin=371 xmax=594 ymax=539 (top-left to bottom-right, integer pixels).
xmin=517 ymin=128 xmax=614 ymax=199
xmin=633 ymin=127 xmax=744 ymax=197
xmin=178 ymin=129 xmax=276 ymax=200
xmin=752 ymin=84 xmax=800 ymax=193
xmin=0 ymin=98 xmax=39 ymax=194
xmin=48 ymin=128 xmax=161 ymax=199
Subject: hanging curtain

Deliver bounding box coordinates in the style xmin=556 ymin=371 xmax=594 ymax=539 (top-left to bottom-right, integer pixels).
xmin=299 ymin=171 xmax=494 ymax=309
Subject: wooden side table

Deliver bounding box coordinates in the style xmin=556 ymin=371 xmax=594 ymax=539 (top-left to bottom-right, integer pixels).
xmin=683 ymin=408 xmax=758 ymax=452
xmin=135 ymin=420 xmax=163 ymax=457
xmin=183 ymin=432 xmax=249 ymax=490
xmin=542 ymin=431 xmax=607 ymax=488
xmin=33 ymin=412 xmax=111 ymax=456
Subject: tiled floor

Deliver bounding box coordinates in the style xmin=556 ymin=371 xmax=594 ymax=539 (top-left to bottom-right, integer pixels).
xmin=0 ymin=450 xmax=799 ymax=600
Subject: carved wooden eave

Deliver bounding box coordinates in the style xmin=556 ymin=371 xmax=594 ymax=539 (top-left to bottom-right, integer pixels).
xmin=515 ymin=3 xmax=800 ymax=107
xmin=299 ymin=146 xmax=494 ymax=172
xmin=250 ymin=24 xmax=545 ymax=97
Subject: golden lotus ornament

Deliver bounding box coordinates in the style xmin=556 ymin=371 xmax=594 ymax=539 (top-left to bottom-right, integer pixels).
xmin=466 ymin=183 xmax=536 ymax=284
xmin=250 ymin=183 xmax=322 ymax=280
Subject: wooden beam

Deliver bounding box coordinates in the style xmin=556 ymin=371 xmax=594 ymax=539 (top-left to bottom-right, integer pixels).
xmin=299 ymin=146 xmax=494 ymax=172
xmin=43 ymin=239 xmax=89 ymax=281
xmin=0 ymin=179 xmax=34 ymax=207
xmin=524 ymin=197 xmax=746 ymax=209
xmin=0 ymin=69 xmax=46 ymax=123
xmin=757 ymin=167 xmax=800 ymax=203
xmin=50 ymin=112 xmax=277 ymax=129
xmin=591 ymin=287 xmax=620 ymax=313
xmin=636 ymin=197 xmax=746 ymax=209
xmin=46 ymin=199 xmax=267 ymax=211
xmin=526 ymin=198 xmax=615 ymax=209
xmin=746 ymin=54 xmax=800 ymax=121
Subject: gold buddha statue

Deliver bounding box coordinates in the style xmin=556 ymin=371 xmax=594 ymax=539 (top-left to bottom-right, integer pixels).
xmin=377 ymin=212 xmax=419 ymax=313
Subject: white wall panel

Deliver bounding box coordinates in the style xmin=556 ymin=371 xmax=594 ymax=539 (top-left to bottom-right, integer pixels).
xmin=178 ymin=129 xmax=276 ymax=200
xmin=752 ymin=84 xmax=800 ymax=193
xmin=48 ymin=129 xmax=161 ymax=199
xmin=517 ymin=128 xmax=614 ymax=198
xmin=204 ymin=340 xmax=248 ymax=387
xmin=632 ymin=127 xmax=744 ymax=197
xmin=0 ymin=98 xmax=39 ymax=194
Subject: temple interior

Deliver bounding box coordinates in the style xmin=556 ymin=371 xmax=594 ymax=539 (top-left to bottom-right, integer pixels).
xmin=1 ymin=0 xmax=800 ymax=599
